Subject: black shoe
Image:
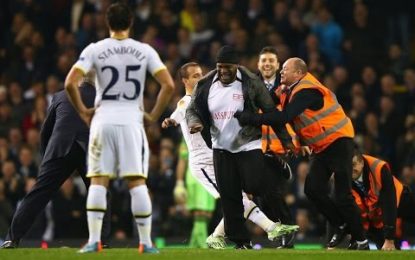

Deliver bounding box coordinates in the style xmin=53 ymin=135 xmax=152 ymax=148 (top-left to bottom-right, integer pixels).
xmin=327 ymin=224 xmax=348 ymax=248
xmin=0 ymin=240 xmax=19 ymax=249
xmin=276 ymin=233 xmax=295 ymax=249
xmin=235 ymin=242 xmax=253 ymax=250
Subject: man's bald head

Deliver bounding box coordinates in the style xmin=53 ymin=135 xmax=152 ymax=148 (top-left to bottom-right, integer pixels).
xmin=280 ymin=58 xmax=308 ymax=85
xmin=288 ymin=57 xmax=308 ymax=75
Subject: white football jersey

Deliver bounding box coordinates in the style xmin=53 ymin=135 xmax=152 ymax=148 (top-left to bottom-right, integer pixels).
xmin=74 ymin=38 xmax=166 ymax=125
xmin=170 ymin=95 xmax=212 ymax=162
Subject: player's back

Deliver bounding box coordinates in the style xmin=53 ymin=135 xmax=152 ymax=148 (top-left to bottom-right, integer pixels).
xmin=76 ymin=38 xmax=166 ymax=125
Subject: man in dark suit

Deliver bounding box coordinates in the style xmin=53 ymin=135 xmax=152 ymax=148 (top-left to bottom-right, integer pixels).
xmin=0 ymin=78 xmax=110 ymax=249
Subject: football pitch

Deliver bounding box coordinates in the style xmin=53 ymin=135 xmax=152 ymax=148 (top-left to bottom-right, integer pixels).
xmin=0 ymin=248 xmax=413 ymax=260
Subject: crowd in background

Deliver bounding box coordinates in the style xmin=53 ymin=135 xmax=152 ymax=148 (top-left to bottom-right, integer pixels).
xmin=1 ymin=0 xmax=415 ymax=244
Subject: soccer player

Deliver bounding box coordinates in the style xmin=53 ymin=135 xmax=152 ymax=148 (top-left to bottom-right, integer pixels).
xmin=163 ymin=62 xmax=298 ymax=249
xmin=64 ymin=3 xmax=174 ymax=253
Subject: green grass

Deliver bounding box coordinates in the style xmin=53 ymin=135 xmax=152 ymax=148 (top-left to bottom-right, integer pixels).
xmin=0 ymin=248 xmax=413 ymax=260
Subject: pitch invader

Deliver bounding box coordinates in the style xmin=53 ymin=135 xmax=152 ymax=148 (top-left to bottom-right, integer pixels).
xmin=162 ymin=62 xmax=299 ymax=249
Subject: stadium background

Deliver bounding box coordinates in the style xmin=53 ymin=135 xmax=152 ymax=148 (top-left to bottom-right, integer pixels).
xmin=0 ymin=0 xmax=414 ymax=248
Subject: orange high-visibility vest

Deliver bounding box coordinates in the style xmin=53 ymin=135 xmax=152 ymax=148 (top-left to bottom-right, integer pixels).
xmin=261 ymin=106 xmax=300 ymax=154
xmin=351 ymin=155 xmax=404 ymax=232
xmin=280 ymin=73 xmax=354 ymax=153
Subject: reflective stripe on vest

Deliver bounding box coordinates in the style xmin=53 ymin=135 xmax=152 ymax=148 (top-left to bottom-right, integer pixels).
xmin=299 ymin=117 xmax=349 ymax=146
xmin=368 ymin=158 xmax=383 ymax=196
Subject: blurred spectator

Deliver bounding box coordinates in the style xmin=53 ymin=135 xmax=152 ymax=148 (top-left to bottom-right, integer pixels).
xmin=45 ymin=75 xmax=61 ymax=107
xmin=52 ymin=177 xmax=87 ymax=239
xmin=360 ymin=66 xmax=381 ymax=110
xmin=16 ymin=145 xmax=38 ymax=180
xmin=22 ymin=96 xmax=47 ymax=137
xmin=8 ymin=127 xmax=23 ymax=161
xmin=311 ymin=6 xmax=343 ymax=67
xmin=295 ymin=209 xmax=316 ymax=241
xmin=0 ymin=180 xmax=13 ymax=238
xmin=0 ymin=104 xmax=13 ymax=137
xmin=25 ymin=128 xmax=41 ymax=166
xmin=1 ymin=160 xmax=25 ymax=208
xmin=331 ymin=65 xmax=351 ymax=110
xmin=387 ymin=44 xmax=410 ymax=81
xmin=343 ymin=2 xmax=382 ymax=79
xmin=75 ymin=13 xmax=96 ymax=51
xmin=349 ymin=94 xmax=367 ymax=135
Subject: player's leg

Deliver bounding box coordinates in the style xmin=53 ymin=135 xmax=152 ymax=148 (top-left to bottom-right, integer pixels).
xmin=119 ymin=124 xmax=158 ymax=253
xmin=190 ymin=162 xmax=226 ymax=248
xmin=79 ymin=125 xmax=114 ymax=253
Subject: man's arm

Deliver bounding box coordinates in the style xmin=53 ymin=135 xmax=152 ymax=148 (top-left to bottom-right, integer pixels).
xmin=64 ymin=67 xmax=94 ymax=126
xmin=147 ymin=69 xmax=175 ymax=122
xmin=379 ymin=165 xmax=397 ymax=240
xmin=261 ymin=89 xmax=323 ymax=125
xmin=39 ymin=96 xmax=57 ymax=156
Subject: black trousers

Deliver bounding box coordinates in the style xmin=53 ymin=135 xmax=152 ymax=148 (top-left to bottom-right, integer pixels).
xmin=304 ymin=137 xmax=365 ymax=241
xmin=259 ymin=154 xmax=293 ymax=224
xmin=6 ymin=143 xmax=111 ymax=242
xmin=213 ymin=149 xmax=267 ymax=244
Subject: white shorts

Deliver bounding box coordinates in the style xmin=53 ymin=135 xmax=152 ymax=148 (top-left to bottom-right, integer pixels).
xmin=87 ymin=123 xmax=149 ymax=179
xmin=189 ymin=161 xmax=220 ymax=199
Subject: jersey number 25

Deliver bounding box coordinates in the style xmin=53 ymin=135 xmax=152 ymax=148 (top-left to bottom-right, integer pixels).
xmin=101 ymin=65 xmax=141 ymax=100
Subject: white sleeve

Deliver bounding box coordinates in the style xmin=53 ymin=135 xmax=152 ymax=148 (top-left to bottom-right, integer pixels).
xmin=73 ymin=43 xmax=95 ymax=73
xmin=146 ymin=45 xmax=166 ymax=76
xmin=170 ymin=104 xmax=186 ymax=124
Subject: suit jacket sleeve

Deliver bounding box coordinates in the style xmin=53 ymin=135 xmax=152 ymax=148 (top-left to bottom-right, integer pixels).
xmin=40 ymin=96 xmax=57 ymax=156
xmin=254 ymin=78 xmax=293 ymax=150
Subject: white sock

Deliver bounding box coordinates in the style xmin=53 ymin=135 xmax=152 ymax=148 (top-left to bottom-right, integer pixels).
xmin=243 ymin=197 xmax=276 ymax=232
xmin=130 ymin=185 xmax=152 ymax=247
xmin=86 ymin=185 xmax=107 ymax=244
xmin=212 ymin=218 xmax=225 ymax=237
